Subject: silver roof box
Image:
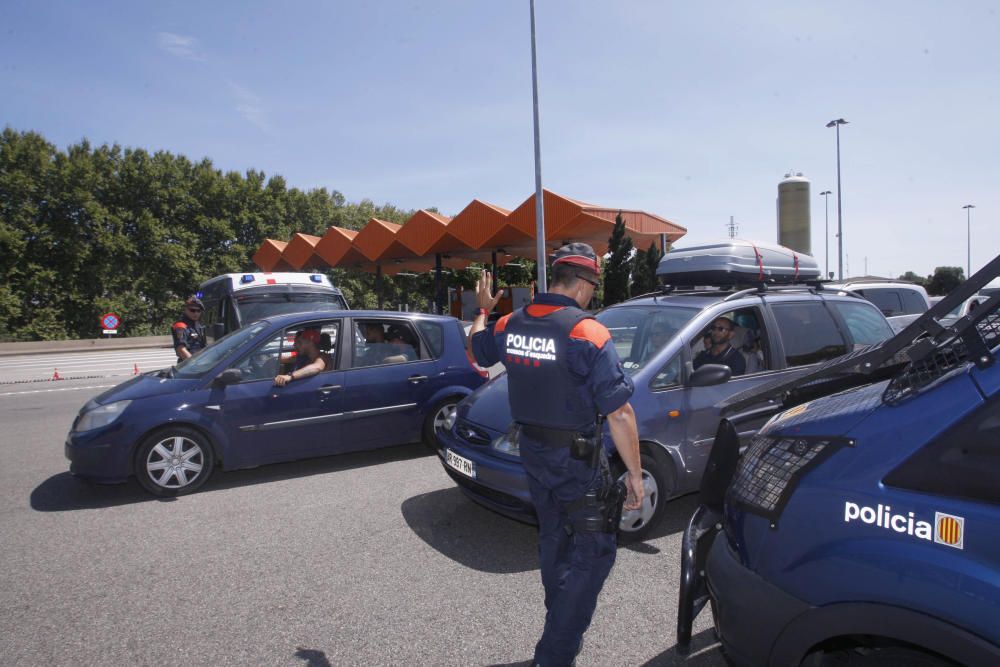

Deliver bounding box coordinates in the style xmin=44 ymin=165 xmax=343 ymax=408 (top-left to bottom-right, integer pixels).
xmin=657 ymin=239 xmax=820 ymax=286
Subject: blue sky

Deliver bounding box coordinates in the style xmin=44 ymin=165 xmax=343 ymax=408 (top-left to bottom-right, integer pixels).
xmin=3 ymin=1 xmax=998 ymax=279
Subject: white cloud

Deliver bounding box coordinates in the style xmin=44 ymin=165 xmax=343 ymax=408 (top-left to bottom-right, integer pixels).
xmin=157 ymin=32 xmax=203 ymax=60
xmin=228 ymin=82 xmax=270 ymax=131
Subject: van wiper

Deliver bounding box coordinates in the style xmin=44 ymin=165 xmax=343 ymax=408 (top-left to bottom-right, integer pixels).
xmin=158 ymin=366 xmax=176 ymax=379
xmin=720 ymin=251 xmax=1000 ymax=416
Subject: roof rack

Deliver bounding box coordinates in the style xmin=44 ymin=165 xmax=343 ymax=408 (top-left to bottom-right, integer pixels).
xmin=720 ymin=251 xmax=1000 ymax=415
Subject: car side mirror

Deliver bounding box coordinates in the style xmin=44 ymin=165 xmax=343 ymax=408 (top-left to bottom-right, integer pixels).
xmin=214 ymin=368 xmax=242 ymax=387
xmin=687 ymin=363 xmax=732 ymax=387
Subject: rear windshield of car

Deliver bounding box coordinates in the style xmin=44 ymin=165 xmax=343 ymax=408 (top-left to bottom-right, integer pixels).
xmin=856 ymin=288 xmax=926 ymax=316
xmin=596 ymin=305 xmax=699 ymax=375
xmin=235 ymin=291 xmax=347 ymax=324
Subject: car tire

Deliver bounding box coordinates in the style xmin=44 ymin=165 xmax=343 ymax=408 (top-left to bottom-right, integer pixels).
xmin=422 ymin=397 xmax=460 ymax=449
xmin=615 ymin=446 xmax=674 ymax=544
xmin=134 ymin=426 xmax=216 ymax=497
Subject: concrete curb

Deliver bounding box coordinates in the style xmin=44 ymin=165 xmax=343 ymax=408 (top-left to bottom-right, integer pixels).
xmin=0 ymin=336 xmax=173 ymax=357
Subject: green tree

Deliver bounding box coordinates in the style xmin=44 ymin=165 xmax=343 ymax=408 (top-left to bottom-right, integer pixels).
xmin=602 ymin=212 xmax=633 ymax=306
xmin=926 ymin=266 xmax=964 ymax=296
xmin=897 ymin=271 xmax=928 ymax=288
xmin=631 ymin=241 xmax=662 ymax=296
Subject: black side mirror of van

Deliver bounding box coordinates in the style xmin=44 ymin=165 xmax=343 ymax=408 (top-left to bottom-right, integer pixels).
xmin=687 ymin=364 xmax=732 ymax=387
xmin=210 ymin=323 xmax=225 ymax=340
xmin=214 ymin=368 xmax=242 ymax=387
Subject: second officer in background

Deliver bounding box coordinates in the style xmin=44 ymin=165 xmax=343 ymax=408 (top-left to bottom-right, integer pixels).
xmin=469 ymin=242 xmax=644 ymax=667
xmin=171 ymin=296 xmax=206 ymax=363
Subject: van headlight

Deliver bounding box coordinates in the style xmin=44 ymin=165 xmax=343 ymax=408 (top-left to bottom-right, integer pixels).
xmin=491 ymin=425 xmax=521 ymax=456
xmin=75 ymin=400 xmax=131 ymax=432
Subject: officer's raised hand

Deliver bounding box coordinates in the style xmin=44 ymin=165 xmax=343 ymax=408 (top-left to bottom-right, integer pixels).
xmin=475 ymin=270 xmax=504 ymax=312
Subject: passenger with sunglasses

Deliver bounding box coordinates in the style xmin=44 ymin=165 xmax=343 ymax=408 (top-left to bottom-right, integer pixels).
xmin=171 ymin=296 xmax=207 ymax=363
xmin=693 ymin=316 xmax=746 ymax=376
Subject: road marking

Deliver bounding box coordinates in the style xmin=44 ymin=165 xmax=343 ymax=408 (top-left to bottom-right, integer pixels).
xmin=0 ymin=384 xmax=116 ymax=397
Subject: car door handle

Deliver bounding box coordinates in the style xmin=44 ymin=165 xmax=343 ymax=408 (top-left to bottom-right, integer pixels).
xmin=407 ymin=375 xmax=428 ymax=384
xmin=317 ymin=384 xmax=342 ymax=394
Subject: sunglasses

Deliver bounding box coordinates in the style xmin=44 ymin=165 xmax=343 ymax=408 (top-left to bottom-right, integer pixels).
xmin=577 ymin=275 xmax=599 ymax=287
xmin=186 ymin=307 xmax=203 ymax=313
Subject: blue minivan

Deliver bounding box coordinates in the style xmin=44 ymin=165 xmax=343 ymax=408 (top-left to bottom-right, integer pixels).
xmin=66 ymin=311 xmax=486 ymax=496
xmin=677 ymin=256 xmax=1000 ymax=665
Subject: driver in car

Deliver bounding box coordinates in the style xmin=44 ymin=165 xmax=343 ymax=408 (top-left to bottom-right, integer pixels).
xmin=693 ymin=316 xmax=746 ymax=376
xmin=274 ymin=328 xmax=331 ymax=386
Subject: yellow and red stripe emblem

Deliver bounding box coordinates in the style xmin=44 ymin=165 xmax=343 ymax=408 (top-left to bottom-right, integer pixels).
xmin=934 ymin=512 xmax=964 ymax=549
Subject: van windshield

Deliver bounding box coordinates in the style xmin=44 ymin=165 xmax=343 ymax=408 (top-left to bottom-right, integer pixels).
xmin=597 ymin=305 xmax=698 ymax=374
xmin=235 ymin=291 xmax=347 ymax=325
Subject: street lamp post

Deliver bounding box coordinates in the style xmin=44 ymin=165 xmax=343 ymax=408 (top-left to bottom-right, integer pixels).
xmin=826 ymin=118 xmax=848 ymax=280
xmin=529 ymin=0 xmax=547 ymax=292
xmin=963 ymin=204 xmax=975 ymax=279
xmin=820 ymin=190 xmax=832 ymax=279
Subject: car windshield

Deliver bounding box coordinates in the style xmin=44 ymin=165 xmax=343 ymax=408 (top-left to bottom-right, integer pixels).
xmin=236 ymin=291 xmax=347 ymax=324
xmin=174 ymin=321 xmax=269 ymax=378
xmin=597 ymin=305 xmax=699 ymax=375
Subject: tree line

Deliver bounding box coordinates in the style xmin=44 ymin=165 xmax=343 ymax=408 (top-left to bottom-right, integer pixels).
xmin=0 ymin=128 xmax=431 ymax=340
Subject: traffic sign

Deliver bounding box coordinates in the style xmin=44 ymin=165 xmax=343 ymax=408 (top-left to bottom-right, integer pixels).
xmin=101 ymin=312 xmax=120 ymax=333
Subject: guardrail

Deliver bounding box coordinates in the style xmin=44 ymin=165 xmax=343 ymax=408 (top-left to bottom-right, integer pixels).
xmin=0 ymin=335 xmax=173 ymax=357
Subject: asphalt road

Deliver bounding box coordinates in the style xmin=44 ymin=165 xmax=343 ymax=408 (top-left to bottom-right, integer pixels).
xmin=0 ymin=376 xmax=725 ymax=666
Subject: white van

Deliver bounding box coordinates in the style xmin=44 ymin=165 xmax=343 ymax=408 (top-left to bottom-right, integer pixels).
xmin=826 ymin=278 xmax=930 ymax=333
xmin=197 ymin=272 xmax=349 ymax=340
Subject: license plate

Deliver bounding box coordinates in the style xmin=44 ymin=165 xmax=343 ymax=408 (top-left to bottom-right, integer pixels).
xmin=445 ymin=449 xmax=475 ymax=479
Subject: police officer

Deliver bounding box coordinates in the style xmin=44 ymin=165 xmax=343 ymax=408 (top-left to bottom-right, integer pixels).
xmin=172 ymin=296 xmax=206 ymax=363
xmin=469 ymin=243 xmax=644 ymax=667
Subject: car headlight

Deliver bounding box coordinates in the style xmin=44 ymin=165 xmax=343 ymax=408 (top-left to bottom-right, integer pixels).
xmin=491 ymin=425 xmax=521 ymax=456
xmin=75 ymin=400 xmax=132 ymax=432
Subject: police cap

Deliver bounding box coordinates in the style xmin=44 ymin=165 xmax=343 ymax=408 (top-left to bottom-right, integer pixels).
xmin=550 ymin=242 xmax=600 ymax=276
xmin=184 ymin=296 xmax=204 ymax=310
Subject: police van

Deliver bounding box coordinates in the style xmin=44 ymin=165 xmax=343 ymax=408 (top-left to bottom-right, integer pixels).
xmin=677 ymin=253 xmax=1000 ymax=665
xmin=197 ymin=272 xmax=349 ymax=340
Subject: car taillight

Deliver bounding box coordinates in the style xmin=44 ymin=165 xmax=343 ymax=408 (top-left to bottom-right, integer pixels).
xmin=727 ymin=433 xmax=848 ymax=522
xmin=467 ymin=351 xmax=489 ymax=379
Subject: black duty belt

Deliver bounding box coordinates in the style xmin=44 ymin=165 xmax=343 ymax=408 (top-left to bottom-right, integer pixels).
xmin=519 ymin=423 xmax=593 ymax=447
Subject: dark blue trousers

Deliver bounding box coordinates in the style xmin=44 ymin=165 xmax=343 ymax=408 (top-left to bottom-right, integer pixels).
xmin=520 ymin=436 xmax=617 ymax=667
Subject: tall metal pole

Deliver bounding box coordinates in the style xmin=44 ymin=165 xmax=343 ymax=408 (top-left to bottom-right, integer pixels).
xmin=820 ymin=190 xmax=831 ymax=279
xmin=827 ymin=119 xmax=848 ymax=280
xmin=963 ymin=204 xmax=975 ymax=278
xmin=530 ymin=0 xmax=547 ymax=292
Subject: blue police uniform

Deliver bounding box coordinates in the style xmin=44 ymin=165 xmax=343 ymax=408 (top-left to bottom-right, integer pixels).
xmin=171 ymin=314 xmax=205 ymax=362
xmin=472 ymin=292 xmax=634 ymax=666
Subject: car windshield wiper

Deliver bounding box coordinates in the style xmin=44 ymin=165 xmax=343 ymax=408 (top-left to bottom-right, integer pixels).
xmin=158 ymin=366 xmax=177 ymax=379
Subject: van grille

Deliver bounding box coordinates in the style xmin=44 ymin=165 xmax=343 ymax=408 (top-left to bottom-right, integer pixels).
xmin=728 ymin=434 xmax=845 ymax=521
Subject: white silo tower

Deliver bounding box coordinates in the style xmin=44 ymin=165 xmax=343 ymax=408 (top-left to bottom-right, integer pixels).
xmin=777 ymin=172 xmax=811 ymax=255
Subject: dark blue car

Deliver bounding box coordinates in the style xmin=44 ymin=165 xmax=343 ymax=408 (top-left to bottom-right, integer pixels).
xmin=66 ymin=311 xmax=486 ymax=496
xmin=677 ymin=260 xmax=1000 ymax=665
